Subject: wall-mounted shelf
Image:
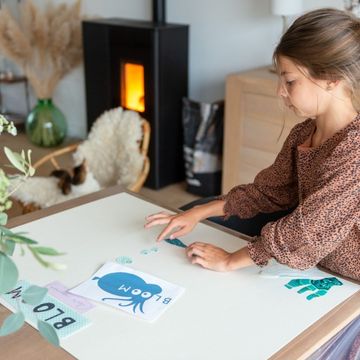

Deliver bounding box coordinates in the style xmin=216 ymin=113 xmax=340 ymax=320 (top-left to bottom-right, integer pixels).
xmin=0 ymin=74 xmax=30 ymax=127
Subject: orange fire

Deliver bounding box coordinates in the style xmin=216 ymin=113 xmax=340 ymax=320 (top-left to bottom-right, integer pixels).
xmin=121 ymin=62 xmax=145 ymax=112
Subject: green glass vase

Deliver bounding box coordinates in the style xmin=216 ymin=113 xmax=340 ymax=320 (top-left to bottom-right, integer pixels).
xmin=25 ymin=99 xmax=67 ymax=147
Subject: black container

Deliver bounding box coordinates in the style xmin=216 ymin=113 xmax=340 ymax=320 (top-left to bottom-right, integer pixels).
xmin=182 ymin=98 xmax=224 ymax=197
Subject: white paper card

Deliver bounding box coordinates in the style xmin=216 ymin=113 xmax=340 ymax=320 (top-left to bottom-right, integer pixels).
xmin=258 ymin=261 xmax=326 ymax=279
xmin=69 ymin=262 xmax=185 ymax=322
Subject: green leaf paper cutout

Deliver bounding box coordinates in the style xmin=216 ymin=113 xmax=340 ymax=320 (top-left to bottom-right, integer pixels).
xmin=37 ymin=320 xmax=60 ymax=347
xmin=0 ymin=252 xmax=19 ymax=293
xmin=22 ymin=285 xmax=48 ymax=305
xmin=0 ymin=311 xmax=25 ymax=336
xmin=0 ymin=213 xmax=8 ymax=226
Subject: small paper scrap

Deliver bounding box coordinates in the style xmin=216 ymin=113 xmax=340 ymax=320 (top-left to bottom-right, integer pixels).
xmin=45 ymin=281 xmax=96 ymax=313
xmin=115 ymin=256 xmax=133 ymax=265
xmin=140 ymin=247 xmax=159 ymax=255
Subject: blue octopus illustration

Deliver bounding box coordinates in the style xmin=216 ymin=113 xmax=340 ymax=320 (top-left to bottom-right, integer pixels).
xmin=93 ymin=272 xmax=162 ymax=313
xmin=285 ymin=277 xmax=343 ymax=300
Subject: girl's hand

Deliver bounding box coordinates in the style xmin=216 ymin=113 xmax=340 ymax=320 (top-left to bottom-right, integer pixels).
xmin=186 ymin=243 xmax=254 ymax=272
xmin=185 ymin=242 xmax=232 ymax=272
xmin=144 ymin=210 xmax=201 ymax=242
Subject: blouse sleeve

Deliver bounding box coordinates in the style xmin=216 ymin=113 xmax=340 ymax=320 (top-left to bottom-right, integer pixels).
xmin=247 ymin=151 xmax=360 ymax=269
xmin=221 ymin=123 xmax=306 ymax=219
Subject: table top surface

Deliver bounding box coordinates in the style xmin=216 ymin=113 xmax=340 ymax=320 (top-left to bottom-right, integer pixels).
xmin=1 ymin=186 xmax=359 ymax=360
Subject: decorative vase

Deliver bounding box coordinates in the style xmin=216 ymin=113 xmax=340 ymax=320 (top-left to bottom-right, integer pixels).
xmin=25 ymin=98 xmax=67 ymax=147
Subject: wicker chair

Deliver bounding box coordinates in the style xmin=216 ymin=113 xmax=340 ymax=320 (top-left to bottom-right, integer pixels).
xmin=13 ymin=108 xmax=151 ymax=214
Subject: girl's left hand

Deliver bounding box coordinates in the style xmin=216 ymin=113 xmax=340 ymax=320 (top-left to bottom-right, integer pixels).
xmin=185 ymin=242 xmax=232 ymax=272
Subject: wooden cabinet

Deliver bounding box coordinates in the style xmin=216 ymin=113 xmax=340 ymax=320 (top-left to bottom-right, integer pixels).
xmin=222 ymin=66 xmax=299 ymax=193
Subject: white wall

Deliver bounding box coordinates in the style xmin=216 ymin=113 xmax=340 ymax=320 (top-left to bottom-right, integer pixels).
xmin=2 ymin=0 xmax=343 ymax=138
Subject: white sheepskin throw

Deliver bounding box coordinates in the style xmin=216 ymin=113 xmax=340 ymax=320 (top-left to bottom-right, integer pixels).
xmin=10 ymin=172 xmax=101 ymax=208
xmin=73 ymin=107 xmax=144 ymax=188
xmin=10 ymin=107 xmax=145 ymax=209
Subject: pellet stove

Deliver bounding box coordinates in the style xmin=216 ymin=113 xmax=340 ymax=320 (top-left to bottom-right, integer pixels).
xmin=82 ymin=0 xmax=189 ymax=188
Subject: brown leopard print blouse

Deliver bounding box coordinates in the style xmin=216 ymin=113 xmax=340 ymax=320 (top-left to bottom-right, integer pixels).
xmin=222 ymin=114 xmax=360 ymax=281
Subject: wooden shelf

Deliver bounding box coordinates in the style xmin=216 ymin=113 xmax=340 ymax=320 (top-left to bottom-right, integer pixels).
xmin=0 ymin=75 xmax=27 ymax=84
xmin=0 ymin=75 xmax=30 ymax=125
xmin=222 ymin=66 xmax=299 ymax=193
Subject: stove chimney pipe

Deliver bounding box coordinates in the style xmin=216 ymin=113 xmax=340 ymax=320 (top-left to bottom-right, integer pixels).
xmin=153 ymin=0 xmax=166 ymax=24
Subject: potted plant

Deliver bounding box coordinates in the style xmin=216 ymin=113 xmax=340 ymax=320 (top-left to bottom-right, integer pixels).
xmin=0 ymin=0 xmax=82 ymax=147
xmin=0 ymin=115 xmax=65 ymax=345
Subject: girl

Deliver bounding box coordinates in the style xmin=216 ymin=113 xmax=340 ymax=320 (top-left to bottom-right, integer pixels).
xmin=145 ymin=8 xmax=360 ymax=282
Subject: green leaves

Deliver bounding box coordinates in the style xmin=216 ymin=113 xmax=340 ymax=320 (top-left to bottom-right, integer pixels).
xmin=0 ymin=116 xmax=17 ymax=136
xmin=0 ymin=252 xmax=18 ymax=293
xmin=4 ymin=239 xmax=15 ymax=256
xmin=0 ymin=170 xmax=10 ymax=211
xmin=27 ymin=150 xmax=35 ymax=176
xmin=28 ymin=247 xmax=67 ymax=271
xmin=0 ymin=285 xmax=58 ymax=346
xmin=0 ymin=226 xmax=14 ymax=236
xmin=37 ymin=320 xmax=60 ymax=347
xmin=4 ymin=147 xmax=26 ymax=173
xmin=0 ymin=225 xmax=66 ymax=271
xmin=22 ymin=285 xmax=48 ymax=305
xmin=0 ymin=291 xmax=60 ymax=347
xmin=0 ymin=311 xmax=25 ymax=336
xmin=8 ymin=233 xmax=38 ymax=245
xmin=0 ymin=116 xmax=64 ymax=345
xmin=0 ymin=212 xmax=7 ymax=226
xmin=2 ymin=147 xmax=35 ymax=201
xmin=0 ymin=302 xmax=60 ymax=347
xmin=30 ymin=247 xmax=65 ymax=256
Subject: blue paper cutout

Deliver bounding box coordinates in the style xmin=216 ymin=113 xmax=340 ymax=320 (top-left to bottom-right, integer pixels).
xmin=115 ymin=256 xmax=133 ymax=265
xmin=285 ymin=277 xmax=343 ymax=301
xmin=165 ymin=238 xmax=187 ymax=248
xmin=93 ymin=272 xmax=162 ymax=313
xmin=140 ymin=247 xmax=159 ymax=255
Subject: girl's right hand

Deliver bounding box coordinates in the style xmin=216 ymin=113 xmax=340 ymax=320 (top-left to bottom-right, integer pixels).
xmin=144 ymin=209 xmax=201 ymax=242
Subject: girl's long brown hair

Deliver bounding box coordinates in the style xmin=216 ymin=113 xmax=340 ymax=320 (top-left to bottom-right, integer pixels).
xmin=273 ymin=8 xmax=360 ymax=107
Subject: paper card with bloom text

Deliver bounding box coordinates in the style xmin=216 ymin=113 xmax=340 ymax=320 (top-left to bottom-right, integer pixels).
xmin=0 ymin=280 xmax=91 ymax=338
xmin=70 ymin=262 xmax=185 ymax=322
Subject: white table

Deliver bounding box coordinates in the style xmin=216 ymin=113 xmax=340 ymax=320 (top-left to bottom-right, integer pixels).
xmin=1 ymin=187 xmax=359 ymax=360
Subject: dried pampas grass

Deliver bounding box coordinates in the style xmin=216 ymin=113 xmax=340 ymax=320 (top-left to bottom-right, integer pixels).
xmin=0 ymin=0 xmax=82 ymax=99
